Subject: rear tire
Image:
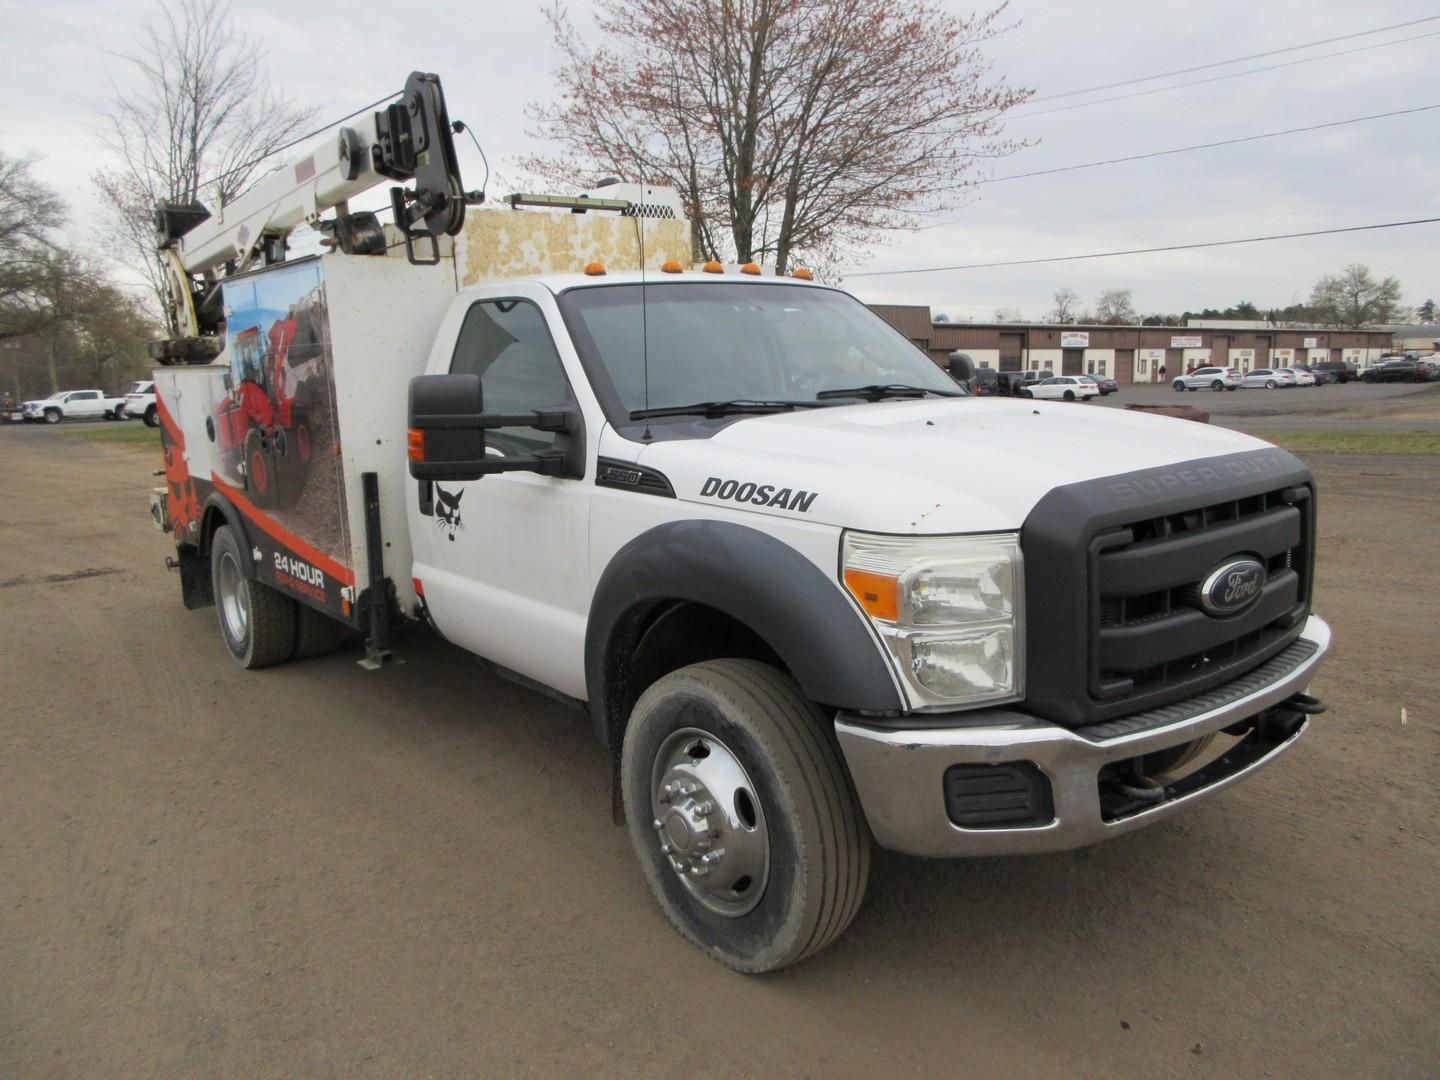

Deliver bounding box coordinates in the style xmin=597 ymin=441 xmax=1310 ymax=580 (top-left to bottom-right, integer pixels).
xmin=1063 ymin=390 xmax=1075 ymax=401
xmin=1211 ymin=379 xmax=1224 ymax=391
xmin=292 ymin=604 xmax=351 ymax=660
xmin=210 ymin=525 xmax=296 ymax=669
xmin=1266 ymin=379 xmax=1277 ymax=389
xmin=621 ymin=659 xmax=870 ymax=973
xmin=144 ymin=406 xmax=160 ymax=428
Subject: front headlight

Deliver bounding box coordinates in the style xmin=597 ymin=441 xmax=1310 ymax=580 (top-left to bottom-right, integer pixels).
xmin=842 ymin=532 xmax=1023 ymax=710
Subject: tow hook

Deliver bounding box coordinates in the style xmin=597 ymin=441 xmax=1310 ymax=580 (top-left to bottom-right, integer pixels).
xmin=1283 ymin=692 xmax=1327 ymax=716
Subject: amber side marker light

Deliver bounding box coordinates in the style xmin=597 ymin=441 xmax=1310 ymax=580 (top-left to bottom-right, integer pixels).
xmin=702 ymin=260 xmax=725 ymax=274
xmin=844 ymin=568 xmax=899 ymax=622
xmin=406 ymin=427 xmax=425 ymax=462
xmin=740 ymin=262 xmax=762 ymax=275
xmin=791 ymin=267 xmax=814 ymax=280
xmin=584 ymin=261 xmax=607 ymax=276
xmin=660 ymin=259 xmax=683 ymax=273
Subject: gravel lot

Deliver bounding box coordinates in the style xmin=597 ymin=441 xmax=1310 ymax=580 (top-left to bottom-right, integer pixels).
xmin=0 ymin=416 xmax=1435 ymax=1079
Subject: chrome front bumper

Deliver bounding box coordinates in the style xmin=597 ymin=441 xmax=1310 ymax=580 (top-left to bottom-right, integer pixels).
xmin=836 ymin=614 xmax=1331 ymax=857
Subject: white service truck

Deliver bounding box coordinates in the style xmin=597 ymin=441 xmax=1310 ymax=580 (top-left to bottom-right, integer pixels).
xmin=149 ymin=73 xmax=1331 ymax=972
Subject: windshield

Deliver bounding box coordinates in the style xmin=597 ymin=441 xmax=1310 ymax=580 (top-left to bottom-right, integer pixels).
xmin=557 ymin=282 xmax=960 ymax=423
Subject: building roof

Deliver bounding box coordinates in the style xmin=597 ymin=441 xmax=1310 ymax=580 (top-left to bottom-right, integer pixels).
xmin=867 ymin=304 xmax=933 ymax=340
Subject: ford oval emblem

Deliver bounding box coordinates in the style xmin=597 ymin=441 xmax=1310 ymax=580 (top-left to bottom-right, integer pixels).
xmin=1199 ymin=558 xmax=1266 ymax=615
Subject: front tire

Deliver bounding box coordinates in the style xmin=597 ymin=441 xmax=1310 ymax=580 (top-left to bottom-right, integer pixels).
xmin=210 ymin=525 xmax=296 ymax=669
xmin=44 ymin=409 xmax=61 ymax=425
xmin=144 ymin=406 xmax=160 ymax=428
xmin=1063 ymin=390 xmax=1075 ymax=401
xmin=622 ymin=660 xmax=870 ymax=973
xmin=1173 ymin=381 xmax=1185 ymax=392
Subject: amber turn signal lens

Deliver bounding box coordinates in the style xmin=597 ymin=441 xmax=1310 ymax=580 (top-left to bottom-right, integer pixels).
xmin=844 ymin=568 xmax=899 ymax=622
xmin=406 ymin=427 xmax=425 ymax=462
xmin=702 ymin=260 xmax=724 ymax=274
xmin=740 ymin=262 xmax=761 ymax=275
xmin=584 ymin=261 xmax=607 ymax=276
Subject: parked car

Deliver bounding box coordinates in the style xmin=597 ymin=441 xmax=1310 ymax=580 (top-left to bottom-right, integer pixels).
xmin=1362 ymin=359 xmax=1428 ymax=383
xmin=1292 ymin=363 xmax=1331 ymax=385
xmin=1309 ymin=360 xmax=1357 ymax=384
xmin=1238 ymin=368 xmax=1298 ymax=389
xmin=1026 ymin=375 xmax=1098 ymax=401
xmin=968 ymin=367 xmax=1001 ymax=395
xmin=1275 ymin=367 xmax=1315 ymax=387
xmin=124 ymin=380 xmax=159 ymax=426
xmin=1078 ymin=374 xmax=1119 ymax=396
xmin=21 ymin=389 xmax=127 ymax=424
xmin=1172 ymin=366 xmax=1239 ymax=391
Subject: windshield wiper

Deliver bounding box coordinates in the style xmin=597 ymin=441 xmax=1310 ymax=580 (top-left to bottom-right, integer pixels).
xmin=814 ymin=383 xmax=964 ymax=401
xmin=629 ymin=399 xmax=820 ymax=421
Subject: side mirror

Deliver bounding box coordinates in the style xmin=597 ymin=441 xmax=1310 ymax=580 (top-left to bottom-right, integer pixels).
xmin=948 ymin=351 xmax=975 ymax=385
xmin=407 ymin=372 xmax=582 ymax=486
xmin=408 ymin=373 xmax=490 ymax=481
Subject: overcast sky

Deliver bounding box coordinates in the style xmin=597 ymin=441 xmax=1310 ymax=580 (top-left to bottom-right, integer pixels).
xmin=3 ymin=0 xmax=1436 ymax=321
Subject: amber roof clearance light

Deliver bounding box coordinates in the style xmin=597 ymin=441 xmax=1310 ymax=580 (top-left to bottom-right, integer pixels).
xmin=661 ymin=259 xmax=683 ymax=273
xmin=584 ymin=261 xmax=607 ymax=276
xmin=702 ymin=260 xmax=725 ymax=274
xmin=740 ymin=262 xmax=762 ymax=275
xmin=791 ymin=267 xmax=814 ymax=280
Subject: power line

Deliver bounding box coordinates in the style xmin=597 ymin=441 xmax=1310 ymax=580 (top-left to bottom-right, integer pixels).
xmin=986 ymin=103 xmax=1438 ymax=187
xmin=1026 ymin=15 xmax=1440 ymax=104
xmin=846 ymin=218 xmax=1440 ymax=278
xmin=916 ymin=103 xmax=1439 ymax=231
xmin=1007 ymin=30 xmax=1440 ymax=121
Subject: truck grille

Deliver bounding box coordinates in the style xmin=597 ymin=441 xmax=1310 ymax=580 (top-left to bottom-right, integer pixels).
xmin=1021 ymin=449 xmax=1315 ymax=727
xmin=1092 ymin=486 xmax=1311 ymax=702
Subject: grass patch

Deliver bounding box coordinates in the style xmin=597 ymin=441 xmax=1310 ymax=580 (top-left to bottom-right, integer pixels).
xmin=1251 ymin=430 xmax=1440 ymax=455
xmin=56 ymin=422 xmax=163 ymax=448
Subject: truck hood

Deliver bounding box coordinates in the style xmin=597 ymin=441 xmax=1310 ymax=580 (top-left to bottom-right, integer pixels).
xmin=634 ymin=397 xmax=1275 ymax=533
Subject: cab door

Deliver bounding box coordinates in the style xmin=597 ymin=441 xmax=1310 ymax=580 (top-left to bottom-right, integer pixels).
xmin=68 ymin=391 xmax=103 ymax=418
xmin=407 ymin=287 xmax=595 ymax=701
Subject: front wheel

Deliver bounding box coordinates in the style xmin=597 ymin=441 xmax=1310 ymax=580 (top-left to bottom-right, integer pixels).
xmin=622 ymin=660 xmax=870 ymax=973
xmin=1063 ymin=390 xmax=1076 ymax=401
xmin=144 ymin=406 xmax=160 ymax=428
xmin=44 ymin=409 xmax=61 ymax=425
xmin=1173 ymin=381 xmax=1185 ymax=392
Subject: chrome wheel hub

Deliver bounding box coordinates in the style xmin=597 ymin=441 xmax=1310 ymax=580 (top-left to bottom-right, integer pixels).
xmin=216 ymin=550 xmax=249 ymax=644
xmin=651 ymin=727 xmax=769 ymax=917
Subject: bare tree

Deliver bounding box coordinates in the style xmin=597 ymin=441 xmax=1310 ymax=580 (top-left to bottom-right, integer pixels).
xmin=1047 ymin=287 xmax=1080 ymax=324
xmin=526 ymin=0 xmax=1030 ymax=272
xmin=1309 ymin=264 xmax=1404 ymax=328
xmin=1094 ymin=288 xmax=1137 ymax=325
xmin=0 ymin=154 xmax=67 ymax=340
xmin=993 ymin=306 xmax=1024 ymax=323
xmin=93 ymin=0 xmax=317 ymax=313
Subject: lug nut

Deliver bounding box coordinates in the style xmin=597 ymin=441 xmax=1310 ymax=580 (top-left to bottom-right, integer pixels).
xmin=695 ymin=800 xmax=714 ymax=815
xmin=652 ymin=819 xmax=664 ymax=831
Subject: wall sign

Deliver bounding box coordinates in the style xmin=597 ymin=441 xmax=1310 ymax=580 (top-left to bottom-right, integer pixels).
xmin=1060 ymin=331 xmax=1089 ymax=348
xmin=1303 ymin=337 xmax=1319 ymax=348
xmin=1170 ymin=335 xmax=1202 ymax=348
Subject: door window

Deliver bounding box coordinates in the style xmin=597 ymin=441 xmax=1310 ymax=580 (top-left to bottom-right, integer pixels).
xmin=450 ymin=299 xmax=569 ymax=453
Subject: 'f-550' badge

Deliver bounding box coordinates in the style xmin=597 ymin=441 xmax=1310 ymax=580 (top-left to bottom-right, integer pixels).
xmin=1198 ymin=557 xmax=1265 ymax=616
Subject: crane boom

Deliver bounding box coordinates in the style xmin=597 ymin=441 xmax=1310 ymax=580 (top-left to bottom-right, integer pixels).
xmin=153 ymin=71 xmax=470 ymax=362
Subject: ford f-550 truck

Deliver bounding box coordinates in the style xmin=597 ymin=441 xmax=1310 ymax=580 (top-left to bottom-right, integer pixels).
xmin=148 ymin=73 xmax=1330 ymax=972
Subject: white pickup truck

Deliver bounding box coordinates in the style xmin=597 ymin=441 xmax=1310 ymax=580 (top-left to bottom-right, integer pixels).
xmin=148 ymin=73 xmax=1331 ymax=972
xmin=22 ymin=389 xmax=127 ymax=423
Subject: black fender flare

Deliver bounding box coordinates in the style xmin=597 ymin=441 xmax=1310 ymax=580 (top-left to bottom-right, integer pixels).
xmin=199 ymin=492 xmax=257 ymax=576
xmin=585 ymin=519 xmax=902 ymax=751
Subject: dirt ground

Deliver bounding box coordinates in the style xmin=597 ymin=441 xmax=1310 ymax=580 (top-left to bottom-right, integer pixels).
xmin=0 ymin=424 xmax=1435 ymax=1079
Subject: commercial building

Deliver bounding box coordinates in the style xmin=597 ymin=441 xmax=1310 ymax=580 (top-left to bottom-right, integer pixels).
xmin=868 ymin=305 xmax=1395 ymax=384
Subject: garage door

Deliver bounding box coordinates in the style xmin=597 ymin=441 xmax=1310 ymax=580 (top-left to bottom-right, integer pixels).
xmin=1114 ymin=349 xmax=1134 ymax=384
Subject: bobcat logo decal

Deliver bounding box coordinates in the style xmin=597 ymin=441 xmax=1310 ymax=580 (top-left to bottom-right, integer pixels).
xmin=435 ymin=484 xmax=464 ymax=541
